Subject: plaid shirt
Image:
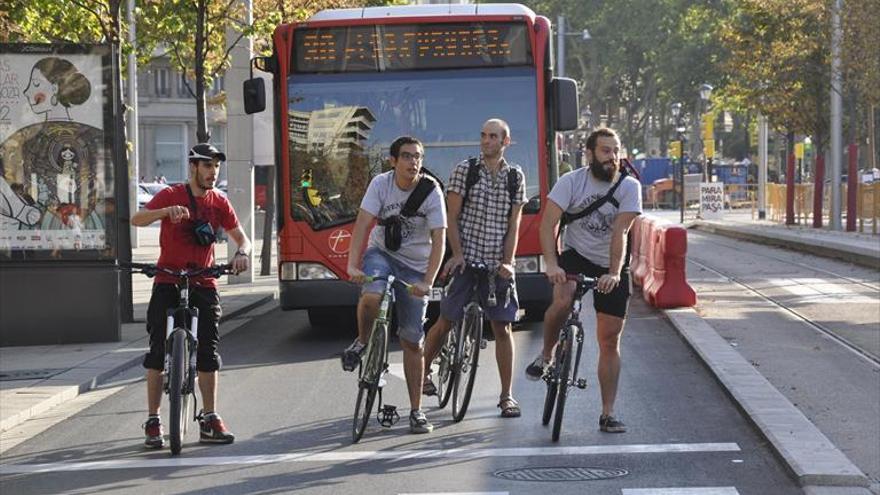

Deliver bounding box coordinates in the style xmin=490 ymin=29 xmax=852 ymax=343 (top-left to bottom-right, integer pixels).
xmin=448 ymin=156 xmax=526 ymax=266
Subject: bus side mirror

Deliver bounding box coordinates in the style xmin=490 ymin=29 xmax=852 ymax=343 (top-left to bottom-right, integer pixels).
xmin=551 ymin=77 xmax=579 ymax=131
xmin=243 ymin=77 xmax=265 ymax=115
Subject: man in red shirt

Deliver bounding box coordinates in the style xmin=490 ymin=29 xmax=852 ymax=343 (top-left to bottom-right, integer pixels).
xmin=131 ymin=143 xmax=251 ymax=448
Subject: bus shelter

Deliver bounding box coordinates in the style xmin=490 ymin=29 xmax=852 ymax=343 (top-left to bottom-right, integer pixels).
xmin=0 ymin=43 xmax=130 ymax=346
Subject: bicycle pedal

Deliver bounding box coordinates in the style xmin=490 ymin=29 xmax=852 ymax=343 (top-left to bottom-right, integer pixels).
xmin=479 ymin=339 xmax=488 ymax=349
xmin=576 ymin=378 xmax=588 ymax=389
xmin=378 ymin=404 xmax=400 ymax=428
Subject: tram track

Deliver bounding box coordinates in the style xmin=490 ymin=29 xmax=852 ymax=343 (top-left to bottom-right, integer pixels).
xmin=685 ymin=231 xmax=880 ymax=368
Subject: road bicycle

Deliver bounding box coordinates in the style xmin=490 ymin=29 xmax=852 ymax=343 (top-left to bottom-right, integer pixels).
xmin=351 ymin=275 xmax=413 ymax=443
xmin=124 ymin=262 xmax=234 ymax=455
xmin=542 ymin=273 xmax=597 ymax=442
xmin=433 ymin=263 xmax=498 ymax=422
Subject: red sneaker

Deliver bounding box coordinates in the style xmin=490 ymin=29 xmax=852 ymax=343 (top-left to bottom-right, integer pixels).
xmin=199 ymin=412 xmax=235 ymax=444
xmin=143 ymin=417 xmax=165 ymax=448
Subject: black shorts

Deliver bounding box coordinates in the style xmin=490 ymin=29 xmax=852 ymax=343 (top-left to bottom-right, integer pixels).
xmin=143 ymin=284 xmax=223 ymax=372
xmin=558 ymin=249 xmax=631 ymax=318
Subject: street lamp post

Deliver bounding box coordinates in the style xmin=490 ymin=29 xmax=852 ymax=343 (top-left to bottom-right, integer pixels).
xmin=556 ymin=15 xmax=591 ymax=78
xmin=699 ymin=83 xmax=713 ymax=182
xmin=671 ymin=102 xmax=687 ymax=223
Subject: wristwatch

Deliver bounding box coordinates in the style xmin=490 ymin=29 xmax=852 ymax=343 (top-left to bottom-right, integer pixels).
xmin=236 ymin=248 xmax=249 ymax=257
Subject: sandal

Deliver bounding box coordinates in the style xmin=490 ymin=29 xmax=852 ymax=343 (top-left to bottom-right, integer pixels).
xmin=422 ymin=376 xmax=437 ymax=396
xmin=498 ymin=396 xmax=521 ymax=418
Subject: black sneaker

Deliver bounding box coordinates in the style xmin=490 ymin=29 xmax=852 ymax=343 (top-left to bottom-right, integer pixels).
xmin=525 ymin=355 xmax=549 ymax=381
xmin=341 ymin=339 xmax=366 ymax=372
xmin=143 ymin=416 xmax=165 ymax=449
xmin=599 ymin=414 xmax=627 ymax=433
xmin=199 ymin=412 xmax=235 ymax=444
xmin=409 ymin=409 xmax=434 ymax=434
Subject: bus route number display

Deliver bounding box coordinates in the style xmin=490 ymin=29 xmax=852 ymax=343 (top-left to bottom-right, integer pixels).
xmin=294 ymin=22 xmax=532 ymax=73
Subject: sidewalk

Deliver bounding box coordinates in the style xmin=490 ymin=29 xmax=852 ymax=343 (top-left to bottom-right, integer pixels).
xmin=0 ymin=226 xmax=278 ymax=436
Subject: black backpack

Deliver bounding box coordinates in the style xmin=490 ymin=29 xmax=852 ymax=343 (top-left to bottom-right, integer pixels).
xmin=462 ymin=157 xmax=521 ymax=210
xmin=377 ymin=174 xmax=438 ymax=251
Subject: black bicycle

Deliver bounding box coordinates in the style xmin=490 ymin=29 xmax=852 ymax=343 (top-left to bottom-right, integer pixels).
xmin=433 ymin=263 xmax=496 ymax=422
xmin=124 ymin=262 xmax=234 ymax=455
xmin=351 ymin=275 xmax=412 ymax=443
xmin=542 ymin=273 xmax=597 ymax=442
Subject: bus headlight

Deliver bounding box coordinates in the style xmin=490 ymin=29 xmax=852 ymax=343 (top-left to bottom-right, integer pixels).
xmin=514 ymin=255 xmax=540 ymax=273
xmin=297 ymin=263 xmax=338 ymax=280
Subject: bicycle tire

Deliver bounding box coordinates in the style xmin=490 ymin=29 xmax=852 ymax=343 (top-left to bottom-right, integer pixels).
xmin=352 ymin=322 xmax=387 ymax=443
xmin=541 ymin=361 xmax=559 ymax=426
xmin=452 ymin=307 xmax=482 ymax=422
xmin=552 ymin=325 xmax=576 ymax=442
xmin=436 ymin=329 xmax=456 ymax=408
xmin=168 ymin=329 xmax=187 ymax=455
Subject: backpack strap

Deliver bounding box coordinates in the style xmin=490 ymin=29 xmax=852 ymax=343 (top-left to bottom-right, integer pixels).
xmin=400 ymin=175 xmax=437 ymax=217
xmin=560 ymin=169 xmax=628 ymax=226
xmin=507 ymin=167 xmax=520 ymax=207
xmin=184 ymin=184 xmax=199 ymax=217
xmin=462 ymin=157 xmax=480 ymax=204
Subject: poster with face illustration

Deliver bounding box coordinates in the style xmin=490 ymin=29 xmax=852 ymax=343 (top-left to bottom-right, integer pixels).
xmin=0 ymin=45 xmax=115 ymax=257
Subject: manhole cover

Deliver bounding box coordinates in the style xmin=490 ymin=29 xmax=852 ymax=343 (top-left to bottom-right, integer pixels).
xmin=0 ymin=369 xmax=66 ymax=381
xmin=493 ymin=466 xmax=628 ymax=482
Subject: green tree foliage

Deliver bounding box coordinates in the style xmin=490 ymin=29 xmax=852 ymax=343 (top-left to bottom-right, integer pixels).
xmin=719 ymin=0 xmax=830 ymax=153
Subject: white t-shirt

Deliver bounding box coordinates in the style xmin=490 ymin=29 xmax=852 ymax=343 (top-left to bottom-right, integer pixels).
xmin=360 ymin=171 xmax=447 ymax=273
xmin=548 ymin=167 xmax=642 ymax=268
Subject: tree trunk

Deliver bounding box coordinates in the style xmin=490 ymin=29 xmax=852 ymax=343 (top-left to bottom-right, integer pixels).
xmin=195 ymin=0 xmax=209 ymax=143
xmin=869 ymin=104 xmax=877 ymax=171
xmin=260 ymin=167 xmax=275 ymax=276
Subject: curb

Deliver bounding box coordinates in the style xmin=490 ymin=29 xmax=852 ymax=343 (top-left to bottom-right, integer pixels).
xmin=0 ymin=293 xmax=276 ymax=434
xmin=662 ymin=307 xmax=870 ymax=489
xmin=691 ymin=221 xmax=880 ymax=269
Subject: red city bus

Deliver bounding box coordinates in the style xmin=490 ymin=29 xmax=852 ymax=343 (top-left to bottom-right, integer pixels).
xmin=245 ymin=3 xmax=579 ymax=327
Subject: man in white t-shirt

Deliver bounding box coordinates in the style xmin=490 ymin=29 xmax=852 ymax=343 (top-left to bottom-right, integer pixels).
xmin=525 ymin=127 xmax=642 ymax=433
xmin=342 ymin=136 xmax=447 ymax=434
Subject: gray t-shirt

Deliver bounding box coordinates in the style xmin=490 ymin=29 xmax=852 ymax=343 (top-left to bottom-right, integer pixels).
xmin=361 ymin=170 xmax=447 ymax=273
xmin=548 ymin=167 xmax=642 ymax=268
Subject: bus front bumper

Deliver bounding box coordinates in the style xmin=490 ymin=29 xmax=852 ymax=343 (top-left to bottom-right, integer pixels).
xmin=279 ymin=272 xmax=551 ymax=311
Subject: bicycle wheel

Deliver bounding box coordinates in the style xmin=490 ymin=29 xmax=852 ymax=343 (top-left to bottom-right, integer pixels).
xmin=168 ymin=329 xmax=187 ymax=455
xmin=452 ymin=307 xmax=482 ymax=422
xmin=436 ymin=328 xmax=456 ymax=408
xmin=541 ymin=358 xmax=559 ymax=426
xmin=551 ymin=325 xmax=576 ymax=442
xmin=352 ymin=322 xmax=387 ymax=443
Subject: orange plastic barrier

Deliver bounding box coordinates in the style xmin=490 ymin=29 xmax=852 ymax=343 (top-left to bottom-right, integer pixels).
xmin=643 ymin=224 xmax=697 ymax=308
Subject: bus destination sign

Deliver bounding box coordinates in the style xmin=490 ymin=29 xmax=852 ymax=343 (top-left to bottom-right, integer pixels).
xmin=294 ymin=22 xmax=532 ymax=73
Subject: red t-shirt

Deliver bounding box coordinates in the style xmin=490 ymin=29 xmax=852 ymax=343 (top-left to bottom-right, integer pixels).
xmin=145 ymin=184 xmax=240 ymax=288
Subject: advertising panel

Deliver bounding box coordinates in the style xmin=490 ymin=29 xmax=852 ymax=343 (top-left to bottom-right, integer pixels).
xmin=0 ymin=44 xmax=115 ymax=259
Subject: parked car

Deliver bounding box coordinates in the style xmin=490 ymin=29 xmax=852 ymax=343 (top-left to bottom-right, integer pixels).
xmin=137 ymin=183 xmax=169 ymax=209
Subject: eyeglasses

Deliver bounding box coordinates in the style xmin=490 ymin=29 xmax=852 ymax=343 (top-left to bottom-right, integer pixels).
xmin=398 ymin=151 xmax=423 ymax=162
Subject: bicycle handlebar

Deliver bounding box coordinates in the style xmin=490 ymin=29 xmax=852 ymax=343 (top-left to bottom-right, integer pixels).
xmin=122 ymin=262 xmax=235 ymax=279
xmin=565 ymin=273 xmax=598 ymax=288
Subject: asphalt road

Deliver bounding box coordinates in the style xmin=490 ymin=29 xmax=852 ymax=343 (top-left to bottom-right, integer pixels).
xmin=0 ymin=291 xmax=803 ymax=494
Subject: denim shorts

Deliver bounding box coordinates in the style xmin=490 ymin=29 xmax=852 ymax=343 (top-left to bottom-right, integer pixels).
xmin=439 ymin=267 xmax=519 ymax=322
xmin=362 ymin=247 xmax=428 ymax=345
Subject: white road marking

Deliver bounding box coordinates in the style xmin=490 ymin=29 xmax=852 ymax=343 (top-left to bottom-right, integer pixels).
xmin=399 ymin=493 xmax=508 ymax=495
xmin=622 ymin=488 xmax=739 ymax=495
xmin=0 ymin=442 xmax=740 ymax=474
xmin=387 ymin=362 xmax=406 ymax=382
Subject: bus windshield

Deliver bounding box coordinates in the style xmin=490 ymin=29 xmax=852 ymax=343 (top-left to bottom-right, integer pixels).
xmin=287 ymin=67 xmax=539 ymax=230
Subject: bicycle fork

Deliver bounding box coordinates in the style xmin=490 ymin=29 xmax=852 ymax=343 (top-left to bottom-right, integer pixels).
xmin=568 ymin=322 xmax=588 ymax=390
